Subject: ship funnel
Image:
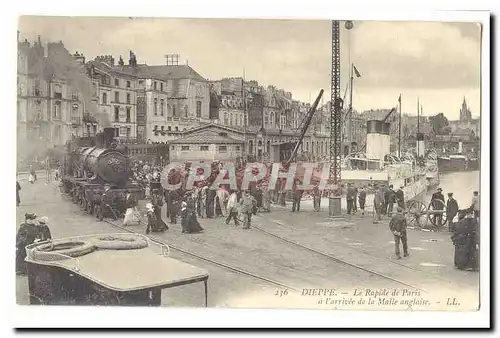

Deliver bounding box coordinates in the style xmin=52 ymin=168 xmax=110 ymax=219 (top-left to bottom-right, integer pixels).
xmin=416 ymin=132 xmax=425 ymax=157
xmin=366 ymin=120 xmax=390 ymax=160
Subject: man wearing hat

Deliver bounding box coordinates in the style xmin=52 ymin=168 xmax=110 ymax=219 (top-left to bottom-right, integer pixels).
xmin=446 ymin=192 xmax=459 ymax=233
xmin=16 ymin=213 xmax=38 ymax=275
xmin=389 ymin=207 xmax=409 ymax=259
xmin=97 ymin=184 xmax=113 ymax=221
xmin=395 ymin=186 xmax=405 ymax=210
xmin=470 ymin=191 xmax=480 ymax=221
xmin=431 ymin=188 xmax=445 ymax=227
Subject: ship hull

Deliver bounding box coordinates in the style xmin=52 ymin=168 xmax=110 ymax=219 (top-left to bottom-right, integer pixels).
xmin=438 ymin=156 xmax=477 ymax=172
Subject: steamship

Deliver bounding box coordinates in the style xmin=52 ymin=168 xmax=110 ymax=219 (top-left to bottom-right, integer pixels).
xmin=341 ymin=119 xmax=438 ymax=201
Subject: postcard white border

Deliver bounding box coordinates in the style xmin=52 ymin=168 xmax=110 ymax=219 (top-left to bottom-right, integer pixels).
xmin=2 ymin=0 xmax=492 ymax=330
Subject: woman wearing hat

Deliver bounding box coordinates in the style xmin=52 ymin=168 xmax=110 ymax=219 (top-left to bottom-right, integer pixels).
xmin=35 ymin=216 xmax=52 ymax=242
xmin=16 ymin=213 xmax=38 ymax=275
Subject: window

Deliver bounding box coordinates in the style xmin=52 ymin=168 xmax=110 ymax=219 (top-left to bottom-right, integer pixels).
xmin=114 ymin=106 xmax=119 ymax=122
xmin=196 ymin=101 xmax=202 ymax=117
xmin=172 ymin=105 xmax=176 ymax=116
xmin=160 ymin=82 xmax=164 ymax=92
xmin=160 ymin=99 xmax=164 ymax=116
xmin=200 ymin=145 xmax=209 ymax=151
xmin=102 ymin=93 xmax=107 ymax=104
xmin=114 ymin=91 xmax=119 ymax=103
xmin=154 ymin=98 xmax=158 ymax=115
xmin=154 ymin=82 xmax=157 ymax=90
xmin=126 ymin=93 xmax=131 ymax=104
xmin=181 ymin=146 xmax=190 ymax=151
xmin=53 ymin=101 xmax=60 ymax=119
xmin=126 ymin=81 xmax=131 ymax=88
xmin=218 ymin=145 xmax=227 ymax=153
xmin=126 ymin=107 xmax=131 ymax=122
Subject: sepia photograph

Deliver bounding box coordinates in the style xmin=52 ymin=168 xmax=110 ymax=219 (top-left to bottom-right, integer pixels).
xmin=11 ymin=6 xmax=490 ymax=329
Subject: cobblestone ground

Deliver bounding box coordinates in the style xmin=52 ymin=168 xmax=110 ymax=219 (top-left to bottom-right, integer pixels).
xmin=16 ymin=179 xmax=479 ymax=309
xmin=15 ymin=180 xmax=274 ymax=308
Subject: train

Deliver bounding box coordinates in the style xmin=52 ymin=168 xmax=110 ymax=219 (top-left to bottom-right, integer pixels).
xmin=59 ymin=128 xmax=143 ymax=218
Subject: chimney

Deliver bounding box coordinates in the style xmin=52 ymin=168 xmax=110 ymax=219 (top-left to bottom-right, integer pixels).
xmin=366 ymin=120 xmax=391 ymax=162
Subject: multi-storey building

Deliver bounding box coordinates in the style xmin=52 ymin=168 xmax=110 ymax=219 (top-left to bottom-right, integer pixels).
xmin=86 ymin=54 xmax=138 ymax=140
xmin=17 ymin=37 xmax=90 ymax=162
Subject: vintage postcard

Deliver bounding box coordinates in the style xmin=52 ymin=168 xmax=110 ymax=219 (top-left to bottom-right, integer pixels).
xmin=12 ymin=9 xmax=490 ymax=329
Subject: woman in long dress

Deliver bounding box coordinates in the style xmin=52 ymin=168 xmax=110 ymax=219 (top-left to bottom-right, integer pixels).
xmin=181 ymin=197 xmax=204 ymax=234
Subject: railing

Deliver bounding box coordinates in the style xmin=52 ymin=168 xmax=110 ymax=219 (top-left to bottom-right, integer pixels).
xmin=82 ymin=113 xmax=98 ymax=124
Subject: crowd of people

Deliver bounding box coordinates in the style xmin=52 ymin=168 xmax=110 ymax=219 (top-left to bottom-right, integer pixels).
xmin=16 ymin=156 xmax=481 ymax=274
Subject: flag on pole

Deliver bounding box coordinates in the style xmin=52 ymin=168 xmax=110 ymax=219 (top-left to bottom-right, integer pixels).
xmin=353 ymin=65 xmax=362 ymax=78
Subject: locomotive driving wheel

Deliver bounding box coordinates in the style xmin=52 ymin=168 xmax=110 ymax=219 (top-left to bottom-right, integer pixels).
xmin=428 ymin=199 xmax=447 ymax=227
xmin=406 ymin=200 xmax=428 ymax=228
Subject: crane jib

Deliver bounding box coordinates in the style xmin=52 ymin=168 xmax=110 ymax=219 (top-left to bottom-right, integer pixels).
xmin=285 ymin=89 xmax=324 ymax=165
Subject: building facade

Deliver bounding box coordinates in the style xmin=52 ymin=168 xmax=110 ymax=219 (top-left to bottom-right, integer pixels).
xmin=17 ymin=38 xmax=90 ymax=163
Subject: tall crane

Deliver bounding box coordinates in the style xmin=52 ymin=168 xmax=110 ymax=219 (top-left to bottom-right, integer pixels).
xmin=328 ymin=21 xmax=344 ymax=216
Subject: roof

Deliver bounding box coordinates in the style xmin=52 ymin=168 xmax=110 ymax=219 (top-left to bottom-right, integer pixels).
xmin=25 ymin=234 xmax=209 ymax=292
xmin=171 ymin=130 xmax=245 ymax=144
xmin=146 ymin=65 xmax=206 ymax=82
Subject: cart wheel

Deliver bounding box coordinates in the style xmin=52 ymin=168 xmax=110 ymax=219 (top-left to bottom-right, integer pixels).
xmin=406 ymin=200 xmax=428 ymax=228
xmin=428 ymin=199 xmax=447 ymax=227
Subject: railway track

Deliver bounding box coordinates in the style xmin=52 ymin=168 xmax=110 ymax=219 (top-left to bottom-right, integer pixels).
xmin=251 ymin=224 xmax=426 ymax=292
xmin=62 ymin=192 xmax=427 ymax=294
xmin=102 ymin=219 xmax=299 ymax=292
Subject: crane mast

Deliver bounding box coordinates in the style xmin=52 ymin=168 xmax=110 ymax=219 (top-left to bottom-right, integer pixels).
xmin=329 ymin=21 xmax=342 ymax=187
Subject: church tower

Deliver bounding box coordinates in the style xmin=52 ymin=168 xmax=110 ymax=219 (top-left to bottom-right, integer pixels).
xmin=460 ymin=96 xmax=472 ymax=122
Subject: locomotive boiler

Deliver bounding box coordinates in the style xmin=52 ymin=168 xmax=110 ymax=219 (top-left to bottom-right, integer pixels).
xmin=68 ymin=146 xmax=131 ymax=185
xmin=60 ymin=128 xmax=141 ymax=219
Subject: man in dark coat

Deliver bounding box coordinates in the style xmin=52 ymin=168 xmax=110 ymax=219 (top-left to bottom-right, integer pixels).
xmin=395 ymin=186 xmax=405 ymax=210
xmin=206 ymin=189 xmax=216 ymax=218
xmin=358 ymin=186 xmax=367 ymax=215
xmin=346 ymin=183 xmax=356 ymax=215
xmin=97 ymin=185 xmax=114 ymax=221
xmin=446 ymin=192 xmax=459 ymax=233
xmin=169 ymin=189 xmax=181 ymax=224
xmin=16 ymin=213 xmax=39 ymax=275
xmin=16 ymin=181 xmax=21 ymax=207
xmin=431 ymin=188 xmax=445 ymax=226
xmin=312 ymin=184 xmax=321 ymax=212
xmin=389 ymin=207 xmax=409 ymax=259
xmin=292 ymin=187 xmax=303 ymax=212
xmin=385 ymin=185 xmax=396 ymax=216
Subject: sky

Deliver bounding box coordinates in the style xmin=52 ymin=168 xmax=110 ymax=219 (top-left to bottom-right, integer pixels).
xmin=18 ymin=17 xmax=482 ymax=120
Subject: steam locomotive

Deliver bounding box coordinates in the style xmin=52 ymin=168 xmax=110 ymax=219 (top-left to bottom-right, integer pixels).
xmin=59 ymin=128 xmax=143 ymax=218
